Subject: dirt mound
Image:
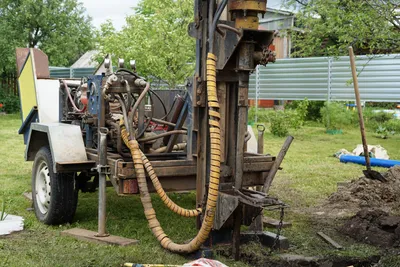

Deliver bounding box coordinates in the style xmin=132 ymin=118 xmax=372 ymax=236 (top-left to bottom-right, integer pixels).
xmin=327 ymin=166 xmax=400 ymax=213
xmin=340 ymin=209 xmax=400 ymax=247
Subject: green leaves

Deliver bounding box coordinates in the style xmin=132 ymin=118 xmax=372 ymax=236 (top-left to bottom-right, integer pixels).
xmin=290 ymin=0 xmax=400 ymax=56
xmin=97 ymin=0 xmax=195 ymax=88
xmin=0 ymin=0 xmax=95 ymax=73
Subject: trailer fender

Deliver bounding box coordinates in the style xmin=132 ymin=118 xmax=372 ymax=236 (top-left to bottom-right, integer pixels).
xmin=26 ymin=123 xmax=93 ymax=173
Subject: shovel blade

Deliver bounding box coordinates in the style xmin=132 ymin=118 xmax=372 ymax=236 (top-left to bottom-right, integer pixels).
xmin=363 ymin=170 xmax=387 ymax=182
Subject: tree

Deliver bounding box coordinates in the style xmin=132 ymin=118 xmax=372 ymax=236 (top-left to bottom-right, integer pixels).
xmin=98 ymin=0 xmax=195 ymax=88
xmin=0 ymin=0 xmax=95 ymax=74
xmin=285 ymin=0 xmax=400 ymax=56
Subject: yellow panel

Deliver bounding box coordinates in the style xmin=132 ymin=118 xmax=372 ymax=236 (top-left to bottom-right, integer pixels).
xmin=18 ymin=53 xmax=37 ymax=121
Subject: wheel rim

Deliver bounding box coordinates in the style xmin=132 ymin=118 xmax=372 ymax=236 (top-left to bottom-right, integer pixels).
xmin=35 ymin=160 xmax=51 ymax=214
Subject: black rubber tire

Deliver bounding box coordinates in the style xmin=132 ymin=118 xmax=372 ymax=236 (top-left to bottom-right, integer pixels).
xmin=32 ymin=146 xmax=78 ymax=225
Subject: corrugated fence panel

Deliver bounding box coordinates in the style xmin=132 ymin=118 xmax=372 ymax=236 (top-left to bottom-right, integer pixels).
xmin=250 ymin=57 xmax=330 ymax=101
xmin=249 ymin=75 xmax=256 ymax=99
xmin=49 ymin=67 xmax=96 ymax=78
xmin=49 ymin=67 xmax=71 ymax=78
xmin=250 ymin=54 xmax=400 ymax=102
xmin=331 ymin=54 xmax=400 ymax=102
xmin=72 ymin=68 xmax=96 ymax=78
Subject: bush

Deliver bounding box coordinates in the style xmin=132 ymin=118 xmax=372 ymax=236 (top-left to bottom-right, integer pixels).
xmin=366 ymin=102 xmax=397 ymax=109
xmin=363 ymin=109 xmax=395 ymax=132
xmin=286 ymin=99 xmax=324 ymax=121
xmin=369 ymin=111 xmax=393 ymax=123
xmin=0 ymin=90 xmax=20 ymax=114
xmin=374 ymin=125 xmax=394 ymax=139
xmin=254 ymin=109 xmax=302 ymax=137
xmin=294 ymin=98 xmax=309 ymax=125
xmin=320 ymin=102 xmax=353 ymax=130
xmin=268 ymin=110 xmax=297 ymax=137
xmin=383 ymin=119 xmax=400 ymax=133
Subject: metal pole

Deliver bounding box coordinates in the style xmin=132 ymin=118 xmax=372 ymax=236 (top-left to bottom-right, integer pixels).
xmin=327 ymin=58 xmax=332 ymax=128
xmin=255 ymin=66 xmax=260 ymax=123
xmin=97 ymin=127 xmax=109 ymax=237
xmin=257 ymin=124 xmax=265 ymax=154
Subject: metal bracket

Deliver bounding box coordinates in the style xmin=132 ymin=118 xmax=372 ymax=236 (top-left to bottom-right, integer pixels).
xmin=93 ymin=165 xmax=111 ymax=175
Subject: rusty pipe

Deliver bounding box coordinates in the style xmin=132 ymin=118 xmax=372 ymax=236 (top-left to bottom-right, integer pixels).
xmin=138 ymin=130 xmax=187 ymax=143
xmin=217 ymin=23 xmax=242 ymax=36
xmin=153 ymin=143 xmax=187 ymax=153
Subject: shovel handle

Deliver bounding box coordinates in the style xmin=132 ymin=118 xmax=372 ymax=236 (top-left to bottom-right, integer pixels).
xmin=349 ymin=46 xmax=371 ymax=170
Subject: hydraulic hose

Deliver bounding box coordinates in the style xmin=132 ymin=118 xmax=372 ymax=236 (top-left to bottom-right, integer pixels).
xmin=120 ymin=52 xmax=221 ymax=253
xmin=120 ymin=123 xmax=201 ymax=217
xmin=128 ymin=81 xmax=150 ymax=139
xmin=62 ymin=80 xmax=86 ymax=113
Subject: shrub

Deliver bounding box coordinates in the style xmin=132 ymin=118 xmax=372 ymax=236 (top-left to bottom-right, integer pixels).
xmin=369 ymin=111 xmax=393 ymax=123
xmin=249 ymin=99 xmax=309 ymax=136
xmin=363 ymin=109 xmax=395 ymax=131
xmin=0 ymin=90 xmax=20 ymax=114
xmin=382 ymin=119 xmax=400 ymax=133
xmin=320 ymin=102 xmax=353 ymax=130
xmin=374 ymin=125 xmax=395 ymax=139
xmin=294 ymin=98 xmax=309 ymax=125
xmin=261 ymin=109 xmax=302 ymax=137
xmin=286 ymin=99 xmax=323 ymax=121
xmin=269 ymin=110 xmax=291 ymax=137
xmin=366 ymin=102 xmax=397 ymax=109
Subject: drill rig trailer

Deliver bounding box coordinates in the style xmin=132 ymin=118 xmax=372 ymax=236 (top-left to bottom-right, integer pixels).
xmin=16 ymin=0 xmax=288 ymax=258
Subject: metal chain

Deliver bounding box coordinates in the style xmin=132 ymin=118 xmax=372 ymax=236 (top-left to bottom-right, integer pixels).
xmin=270 ymin=206 xmax=285 ymax=254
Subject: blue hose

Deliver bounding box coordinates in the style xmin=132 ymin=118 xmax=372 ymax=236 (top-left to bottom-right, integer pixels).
xmin=340 ymin=155 xmax=400 ymax=168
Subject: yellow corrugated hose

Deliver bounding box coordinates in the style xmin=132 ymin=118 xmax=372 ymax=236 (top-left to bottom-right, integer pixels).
xmin=121 ymin=53 xmax=221 ymax=253
xmin=120 ymin=124 xmax=201 ymax=217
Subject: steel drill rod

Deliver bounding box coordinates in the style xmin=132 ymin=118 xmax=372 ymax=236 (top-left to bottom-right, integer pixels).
xmin=97 ymin=127 xmax=108 ymax=237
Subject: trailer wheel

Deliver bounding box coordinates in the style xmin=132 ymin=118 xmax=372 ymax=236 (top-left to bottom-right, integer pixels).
xmin=32 ymin=146 xmax=78 ymax=225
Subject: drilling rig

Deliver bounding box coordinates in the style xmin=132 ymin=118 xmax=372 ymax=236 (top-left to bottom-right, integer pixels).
xmin=16 ymin=0 xmax=287 ymax=259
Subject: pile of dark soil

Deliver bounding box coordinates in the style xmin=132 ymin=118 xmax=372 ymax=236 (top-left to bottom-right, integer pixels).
xmin=340 ymin=209 xmax=400 ymax=248
xmin=328 ymin=166 xmax=400 ymax=213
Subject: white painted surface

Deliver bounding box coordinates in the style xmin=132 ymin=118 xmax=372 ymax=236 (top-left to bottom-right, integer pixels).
xmin=246 ymin=126 xmax=258 ymax=154
xmin=47 ymin=123 xmax=88 ymax=163
xmin=36 ymin=79 xmax=60 ymax=123
xmin=0 ymin=214 xmax=24 ymax=236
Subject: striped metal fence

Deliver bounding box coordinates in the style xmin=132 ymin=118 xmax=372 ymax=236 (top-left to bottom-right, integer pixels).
xmin=49 ymin=67 xmax=95 ymax=79
xmin=250 ymin=54 xmax=400 ymax=103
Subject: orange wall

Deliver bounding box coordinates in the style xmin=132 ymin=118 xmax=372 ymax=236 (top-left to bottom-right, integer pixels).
xmin=249 ymin=99 xmax=274 ymax=108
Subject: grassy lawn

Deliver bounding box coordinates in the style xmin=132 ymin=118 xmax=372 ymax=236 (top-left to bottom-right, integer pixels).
xmin=1 ymin=113 xmax=400 ymax=266
xmin=256 ymin=122 xmax=400 ymax=263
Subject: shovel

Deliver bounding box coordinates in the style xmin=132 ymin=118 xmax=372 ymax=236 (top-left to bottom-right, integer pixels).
xmin=348 ymin=47 xmax=386 ymax=182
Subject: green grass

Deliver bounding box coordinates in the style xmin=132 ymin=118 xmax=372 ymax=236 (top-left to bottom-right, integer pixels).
xmin=0 ymin=114 xmax=248 ymax=267
xmin=262 ymin=122 xmax=400 ymax=207
xmin=1 ymin=113 xmax=400 ymax=266
xmin=254 ymin=121 xmax=400 ymax=263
